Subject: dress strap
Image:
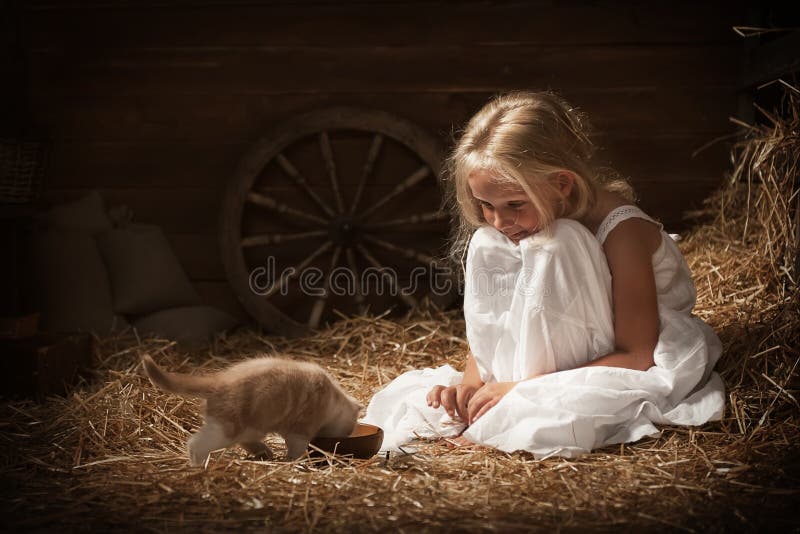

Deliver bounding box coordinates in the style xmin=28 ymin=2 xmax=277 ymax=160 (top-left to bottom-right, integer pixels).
xmin=595 ymin=205 xmax=663 ymax=245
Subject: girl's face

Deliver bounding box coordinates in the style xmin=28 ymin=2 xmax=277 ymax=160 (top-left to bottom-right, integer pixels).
xmin=468 ymin=170 xmax=542 ymax=244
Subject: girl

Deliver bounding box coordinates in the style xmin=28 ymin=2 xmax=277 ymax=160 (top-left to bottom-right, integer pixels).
xmin=361 ymin=91 xmax=724 ymax=458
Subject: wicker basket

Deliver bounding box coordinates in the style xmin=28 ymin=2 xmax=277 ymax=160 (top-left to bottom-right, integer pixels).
xmin=0 ymin=138 xmax=49 ymax=204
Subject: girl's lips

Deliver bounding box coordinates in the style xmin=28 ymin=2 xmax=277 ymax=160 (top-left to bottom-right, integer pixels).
xmin=507 ymin=231 xmax=527 ymax=240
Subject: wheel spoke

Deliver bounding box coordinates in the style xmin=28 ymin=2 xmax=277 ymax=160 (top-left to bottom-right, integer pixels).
xmin=247 ymin=191 xmax=328 ymax=226
xmin=355 ymin=243 xmax=417 ymax=308
xmin=345 ymin=247 xmax=367 ymax=312
xmin=308 ymin=245 xmax=343 ymax=329
xmin=319 ymin=132 xmax=346 ymax=214
xmin=276 ymin=153 xmax=336 ymax=217
xmin=362 ymin=210 xmax=447 ymax=228
xmin=361 ymin=233 xmax=437 ymax=267
xmin=358 ymin=165 xmax=430 ymax=221
xmin=350 ymin=134 xmax=384 ymax=215
xmin=261 ymin=241 xmax=334 ymax=299
xmin=241 ymin=230 xmax=327 ymax=248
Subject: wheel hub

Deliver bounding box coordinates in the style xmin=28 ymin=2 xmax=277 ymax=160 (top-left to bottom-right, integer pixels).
xmin=328 ymin=216 xmax=360 ymax=245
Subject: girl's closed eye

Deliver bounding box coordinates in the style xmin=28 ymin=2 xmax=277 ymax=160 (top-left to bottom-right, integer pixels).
xmin=479 ymin=200 xmax=526 ymax=210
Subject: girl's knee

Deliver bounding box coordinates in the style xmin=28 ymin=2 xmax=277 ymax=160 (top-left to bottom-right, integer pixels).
xmin=519 ymin=220 xmax=611 ymax=300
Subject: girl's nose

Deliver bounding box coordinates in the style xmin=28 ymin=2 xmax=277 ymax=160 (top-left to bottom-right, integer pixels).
xmin=492 ymin=209 xmax=516 ymax=230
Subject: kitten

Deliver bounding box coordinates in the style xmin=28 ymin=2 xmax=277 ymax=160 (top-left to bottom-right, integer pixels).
xmin=141 ymin=354 xmax=361 ymax=466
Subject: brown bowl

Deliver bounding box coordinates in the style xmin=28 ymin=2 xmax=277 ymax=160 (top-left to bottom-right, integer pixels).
xmin=309 ymin=423 xmax=384 ymax=459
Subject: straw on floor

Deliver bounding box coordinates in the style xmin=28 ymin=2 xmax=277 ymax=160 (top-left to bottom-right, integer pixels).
xmin=2 ymin=86 xmax=799 ymax=532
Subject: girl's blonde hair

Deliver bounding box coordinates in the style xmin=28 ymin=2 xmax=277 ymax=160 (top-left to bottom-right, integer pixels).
xmin=439 ymin=90 xmax=634 ymax=272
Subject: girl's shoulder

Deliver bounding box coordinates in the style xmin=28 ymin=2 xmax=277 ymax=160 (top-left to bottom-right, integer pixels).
xmin=591 ymin=190 xmax=661 ymax=244
xmin=596 ymin=205 xmax=661 ymax=240
xmin=598 ymin=205 xmax=663 ymax=258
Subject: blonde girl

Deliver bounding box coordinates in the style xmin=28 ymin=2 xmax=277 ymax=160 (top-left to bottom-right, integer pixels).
xmin=362 ymin=91 xmax=724 ymax=457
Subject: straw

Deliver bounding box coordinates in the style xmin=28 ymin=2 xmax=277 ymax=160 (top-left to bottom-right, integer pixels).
xmin=2 ymin=86 xmax=799 ymax=531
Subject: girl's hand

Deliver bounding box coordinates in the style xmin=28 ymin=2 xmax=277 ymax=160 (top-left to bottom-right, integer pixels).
xmin=467 ymin=382 xmax=516 ymax=424
xmin=426 ymin=383 xmax=479 ymax=423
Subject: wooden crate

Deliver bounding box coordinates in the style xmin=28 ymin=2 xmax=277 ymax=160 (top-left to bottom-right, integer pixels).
xmin=0 ymin=332 xmax=93 ymax=401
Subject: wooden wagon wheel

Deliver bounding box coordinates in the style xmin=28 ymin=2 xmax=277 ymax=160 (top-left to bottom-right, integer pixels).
xmin=220 ymin=107 xmax=457 ymax=337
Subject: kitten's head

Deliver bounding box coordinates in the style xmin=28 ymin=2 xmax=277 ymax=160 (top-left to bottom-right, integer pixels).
xmin=349 ymin=394 xmax=365 ymax=415
xmin=332 ymin=393 xmax=362 ymax=437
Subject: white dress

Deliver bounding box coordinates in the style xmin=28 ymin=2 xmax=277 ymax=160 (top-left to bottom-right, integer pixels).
xmin=362 ymin=206 xmax=725 ymax=458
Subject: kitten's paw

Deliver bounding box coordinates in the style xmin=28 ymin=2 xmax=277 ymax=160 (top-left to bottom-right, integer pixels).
xmin=188 ymin=440 xmax=212 ymax=467
xmin=188 ymin=449 xmax=207 ymax=467
xmin=284 ymin=434 xmax=311 ymax=461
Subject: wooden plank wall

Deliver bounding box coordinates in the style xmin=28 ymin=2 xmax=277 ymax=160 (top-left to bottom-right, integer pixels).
xmin=15 ymin=0 xmax=747 ymax=322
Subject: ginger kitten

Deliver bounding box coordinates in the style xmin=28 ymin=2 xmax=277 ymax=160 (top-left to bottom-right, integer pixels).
xmin=142 ymin=354 xmax=361 ymax=466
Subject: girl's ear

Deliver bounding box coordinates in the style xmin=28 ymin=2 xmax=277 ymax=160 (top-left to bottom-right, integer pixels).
xmin=553 ymin=171 xmax=576 ymax=199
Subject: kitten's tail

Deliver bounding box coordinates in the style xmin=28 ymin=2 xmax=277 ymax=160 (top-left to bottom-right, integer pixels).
xmin=141 ymin=354 xmax=216 ymax=398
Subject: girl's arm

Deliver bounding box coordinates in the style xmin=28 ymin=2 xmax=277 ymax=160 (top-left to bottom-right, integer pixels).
xmin=581 ymin=217 xmax=661 ymax=371
xmin=462 ymin=351 xmax=486 ymax=388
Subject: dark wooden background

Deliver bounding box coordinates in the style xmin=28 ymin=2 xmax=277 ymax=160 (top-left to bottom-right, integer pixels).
xmin=5 ymin=0 xmax=752 ymax=321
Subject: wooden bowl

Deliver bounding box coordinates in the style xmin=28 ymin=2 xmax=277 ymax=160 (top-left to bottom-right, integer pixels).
xmin=309 ymin=423 xmax=384 ymax=459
